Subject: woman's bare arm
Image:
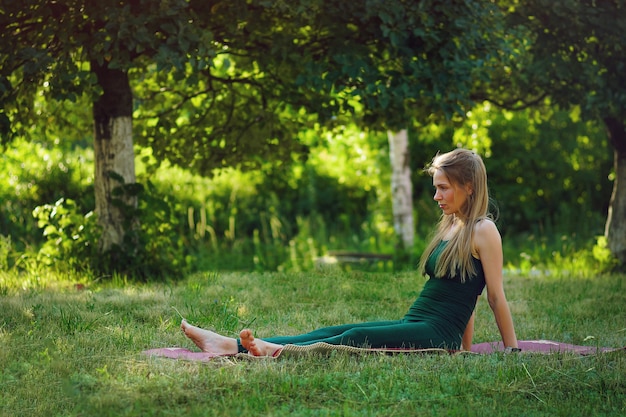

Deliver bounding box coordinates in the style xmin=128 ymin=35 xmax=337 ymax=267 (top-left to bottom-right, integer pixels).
xmin=474 ymin=220 xmax=518 ymax=349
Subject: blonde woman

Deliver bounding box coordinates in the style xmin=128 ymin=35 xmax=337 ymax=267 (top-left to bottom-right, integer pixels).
xmin=181 ymin=148 xmax=519 ymax=356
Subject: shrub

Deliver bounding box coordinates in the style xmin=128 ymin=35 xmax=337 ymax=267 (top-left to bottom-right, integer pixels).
xmin=32 ymin=198 xmax=99 ymax=271
xmin=32 ymin=180 xmax=190 ymax=281
xmin=0 ymin=139 xmax=94 ymax=250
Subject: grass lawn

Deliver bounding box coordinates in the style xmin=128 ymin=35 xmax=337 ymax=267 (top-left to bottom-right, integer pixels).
xmin=1 ymin=268 xmax=624 ymax=416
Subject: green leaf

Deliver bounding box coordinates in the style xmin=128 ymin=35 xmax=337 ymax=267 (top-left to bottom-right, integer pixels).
xmin=43 ymin=225 xmax=58 ymax=237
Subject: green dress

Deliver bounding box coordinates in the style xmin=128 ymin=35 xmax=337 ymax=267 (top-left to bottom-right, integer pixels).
xmin=237 ymin=241 xmax=486 ymax=352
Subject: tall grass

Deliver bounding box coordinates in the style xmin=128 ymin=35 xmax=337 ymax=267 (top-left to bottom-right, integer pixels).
xmin=1 ymin=265 xmax=624 ymax=416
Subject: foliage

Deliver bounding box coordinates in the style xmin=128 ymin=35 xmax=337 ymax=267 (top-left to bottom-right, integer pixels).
xmin=0 ymin=268 xmax=624 ymax=416
xmin=0 ymin=234 xmax=13 ymax=271
xmin=1 ymin=0 xmax=508 ymax=173
xmin=0 ymin=0 xmax=216 ymax=139
xmin=3 ymin=0 xmax=625 ymax=272
xmin=502 ymin=0 xmax=626 ymax=120
xmin=2 ymin=102 xmax=617 ymax=276
xmin=484 ymin=0 xmax=626 ymax=266
xmin=0 ymin=138 xmax=94 ymax=250
xmin=32 ymin=198 xmax=99 ymax=270
xmin=29 ymin=178 xmax=189 ymax=280
xmin=506 ymin=234 xmax=620 ymax=278
xmin=131 ymin=52 xmax=310 ymax=177
xmin=2 ymin=0 xmax=511 ymax=273
xmin=98 ymin=179 xmax=190 ymax=280
xmin=280 ymin=0 xmax=509 ymax=128
xmin=458 ymin=103 xmax=613 ymax=237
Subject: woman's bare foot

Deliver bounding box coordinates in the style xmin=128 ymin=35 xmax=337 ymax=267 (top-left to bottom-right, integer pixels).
xmin=180 ymin=319 xmax=238 ymax=354
xmin=239 ymin=329 xmax=283 ymax=357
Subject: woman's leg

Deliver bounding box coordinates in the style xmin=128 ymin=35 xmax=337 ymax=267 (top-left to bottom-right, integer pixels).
xmin=254 ymin=320 xmax=456 ymax=350
xmin=182 ymin=320 xmax=384 ymax=354
xmin=261 ymin=321 xmax=401 ymax=346
xmin=233 ymin=321 xmax=400 ymax=353
xmin=183 ymin=319 xmax=459 ymax=355
xmin=333 ymin=321 xmax=455 ymax=349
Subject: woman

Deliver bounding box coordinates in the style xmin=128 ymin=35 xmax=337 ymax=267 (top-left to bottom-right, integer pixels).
xmin=181 ymin=148 xmax=519 ymax=356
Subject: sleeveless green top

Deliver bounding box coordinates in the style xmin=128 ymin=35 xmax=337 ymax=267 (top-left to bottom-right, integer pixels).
xmin=403 ymin=240 xmax=486 ymax=343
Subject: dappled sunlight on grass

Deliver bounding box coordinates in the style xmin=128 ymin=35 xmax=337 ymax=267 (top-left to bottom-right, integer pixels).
xmin=0 ymin=267 xmax=624 ymax=416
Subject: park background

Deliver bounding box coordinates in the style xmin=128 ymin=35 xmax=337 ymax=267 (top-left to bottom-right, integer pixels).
xmin=0 ymin=104 xmax=617 ymax=277
xmin=0 ymin=1 xmax=625 ymax=416
xmin=1 ymin=0 xmax=624 ymax=278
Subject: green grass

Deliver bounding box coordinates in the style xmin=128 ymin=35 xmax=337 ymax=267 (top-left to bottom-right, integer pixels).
xmin=1 ymin=268 xmax=624 ymax=416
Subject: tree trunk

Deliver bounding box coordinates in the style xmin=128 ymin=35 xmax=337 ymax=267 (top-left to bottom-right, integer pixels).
xmin=91 ymin=61 xmax=136 ymax=253
xmin=387 ymin=129 xmax=414 ymax=249
xmin=603 ymin=117 xmax=626 ymax=266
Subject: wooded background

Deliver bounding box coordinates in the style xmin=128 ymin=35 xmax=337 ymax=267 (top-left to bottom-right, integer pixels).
xmin=1 ymin=0 xmax=624 ymax=278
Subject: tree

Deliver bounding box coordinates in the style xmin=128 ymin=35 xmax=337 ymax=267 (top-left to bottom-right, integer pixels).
xmin=1 ymin=0 xmax=315 ymax=264
xmin=243 ymin=0 xmax=507 ymax=250
xmin=0 ymin=0 xmax=217 ymax=258
xmin=140 ymin=0 xmax=508 ymax=250
xmin=388 ymin=129 xmax=414 ymax=249
xmin=477 ymin=0 xmax=626 ymax=265
xmin=1 ymin=0 xmax=508 ymax=271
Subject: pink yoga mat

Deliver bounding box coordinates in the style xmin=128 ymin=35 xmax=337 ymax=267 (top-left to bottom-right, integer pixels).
xmin=469 ymin=340 xmax=621 ymax=355
xmin=143 ymin=340 xmax=624 ymax=362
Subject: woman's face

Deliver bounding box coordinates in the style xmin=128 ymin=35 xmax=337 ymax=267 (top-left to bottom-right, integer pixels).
xmin=433 ymin=169 xmax=470 ymax=217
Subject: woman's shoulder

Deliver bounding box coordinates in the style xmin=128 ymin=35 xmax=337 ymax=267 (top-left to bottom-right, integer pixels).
xmin=472 ymin=218 xmax=501 ymax=251
xmin=474 ymin=218 xmax=498 ymax=233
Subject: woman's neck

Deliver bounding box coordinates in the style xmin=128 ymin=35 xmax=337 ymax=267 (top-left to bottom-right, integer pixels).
xmin=443 ymin=216 xmax=464 ymax=240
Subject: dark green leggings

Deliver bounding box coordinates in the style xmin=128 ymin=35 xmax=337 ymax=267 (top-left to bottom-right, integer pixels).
xmin=236 ymin=320 xmax=458 ymax=353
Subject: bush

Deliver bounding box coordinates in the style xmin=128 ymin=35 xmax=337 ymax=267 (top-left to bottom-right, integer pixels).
xmin=32 ymin=198 xmax=99 ymax=271
xmin=0 ymin=139 xmax=94 ymax=250
xmin=32 ymin=180 xmax=190 ymax=280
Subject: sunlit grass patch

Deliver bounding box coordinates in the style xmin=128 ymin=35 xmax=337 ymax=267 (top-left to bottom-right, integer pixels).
xmin=0 ymin=266 xmax=624 ymax=416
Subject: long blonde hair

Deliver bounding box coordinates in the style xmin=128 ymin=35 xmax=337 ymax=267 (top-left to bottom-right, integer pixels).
xmin=418 ymin=148 xmax=492 ymax=281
